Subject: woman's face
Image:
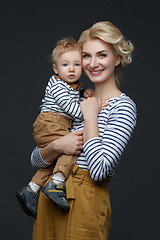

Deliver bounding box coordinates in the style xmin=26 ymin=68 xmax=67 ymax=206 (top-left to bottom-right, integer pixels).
xmin=82 ymin=38 xmax=121 ymax=84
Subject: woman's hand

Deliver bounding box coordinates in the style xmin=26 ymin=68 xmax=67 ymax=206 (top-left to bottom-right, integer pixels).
xmin=54 ymin=130 xmax=83 ymax=155
xmin=80 ymin=97 xmax=102 ymax=120
xmin=40 ymin=130 xmax=83 ymax=164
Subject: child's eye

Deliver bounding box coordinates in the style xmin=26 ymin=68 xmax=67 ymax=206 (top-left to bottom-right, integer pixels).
xmin=63 ymin=63 xmax=68 ymax=67
xmin=75 ymin=63 xmax=81 ymax=66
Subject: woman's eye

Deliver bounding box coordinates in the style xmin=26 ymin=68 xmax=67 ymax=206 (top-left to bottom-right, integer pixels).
xmin=99 ymin=53 xmax=107 ymax=58
xmin=82 ymin=54 xmax=90 ymax=58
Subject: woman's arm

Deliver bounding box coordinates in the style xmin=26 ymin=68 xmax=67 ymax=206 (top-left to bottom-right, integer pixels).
xmin=80 ymin=97 xmax=109 ymax=143
xmin=80 ymin=97 xmax=137 ymax=181
xmin=31 ymin=131 xmax=83 ymax=168
xmin=80 ymin=97 xmax=103 ymax=143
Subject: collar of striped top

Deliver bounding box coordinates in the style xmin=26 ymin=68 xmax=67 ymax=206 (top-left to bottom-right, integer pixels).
xmin=107 ymin=93 xmax=126 ymax=102
xmin=54 ymin=74 xmax=81 ymax=92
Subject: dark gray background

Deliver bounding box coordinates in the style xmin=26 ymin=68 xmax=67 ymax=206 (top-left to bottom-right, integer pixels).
xmin=1 ymin=1 xmax=159 ymax=239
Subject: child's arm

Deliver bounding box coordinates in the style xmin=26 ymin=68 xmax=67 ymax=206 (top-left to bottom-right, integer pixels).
xmin=50 ymin=82 xmax=83 ymax=119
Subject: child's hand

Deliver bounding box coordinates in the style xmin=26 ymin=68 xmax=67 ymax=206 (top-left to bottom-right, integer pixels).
xmin=84 ymin=88 xmax=94 ymax=98
xmin=102 ymin=100 xmax=109 ymax=109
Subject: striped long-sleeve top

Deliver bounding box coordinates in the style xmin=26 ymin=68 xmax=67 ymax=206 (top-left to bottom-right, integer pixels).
xmin=31 ymin=93 xmax=137 ymax=181
xmin=40 ymin=75 xmax=83 ymax=120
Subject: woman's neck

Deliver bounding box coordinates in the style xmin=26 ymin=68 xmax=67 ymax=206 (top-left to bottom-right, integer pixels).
xmin=94 ymin=78 xmax=122 ymax=101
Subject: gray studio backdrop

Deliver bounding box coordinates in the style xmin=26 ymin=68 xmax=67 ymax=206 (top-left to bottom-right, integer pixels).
xmin=1 ymin=1 xmax=159 ymax=239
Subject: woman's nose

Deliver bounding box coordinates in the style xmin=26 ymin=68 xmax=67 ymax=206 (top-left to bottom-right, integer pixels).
xmin=89 ymin=57 xmax=98 ymax=68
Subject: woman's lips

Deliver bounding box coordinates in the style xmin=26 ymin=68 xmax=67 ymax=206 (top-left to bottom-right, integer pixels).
xmin=89 ymin=69 xmax=104 ymax=76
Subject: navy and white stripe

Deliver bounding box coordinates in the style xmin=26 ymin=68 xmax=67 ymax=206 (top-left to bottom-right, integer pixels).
xmin=72 ymin=93 xmax=136 ymax=181
xmin=31 ymin=93 xmax=136 ymax=181
xmin=31 ymin=146 xmax=51 ymax=168
xmin=40 ymin=75 xmax=83 ymax=120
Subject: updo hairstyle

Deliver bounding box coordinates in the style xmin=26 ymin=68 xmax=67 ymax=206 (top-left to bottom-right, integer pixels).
xmin=78 ymin=21 xmax=134 ymax=68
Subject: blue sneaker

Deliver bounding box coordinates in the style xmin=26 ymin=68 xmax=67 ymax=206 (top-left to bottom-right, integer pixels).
xmin=41 ymin=179 xmax=70 ymax=210
xmin=15 ymin=184 xmax=39 ymax=217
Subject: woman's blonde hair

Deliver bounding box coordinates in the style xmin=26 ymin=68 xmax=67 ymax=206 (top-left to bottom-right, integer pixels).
xmin=78 ymin=21 xmax=134 ymax=86
xmin=52 ymin=37 xmax=81 ymax=64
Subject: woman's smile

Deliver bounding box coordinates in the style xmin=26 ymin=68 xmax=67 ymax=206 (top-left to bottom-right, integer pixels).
xmin=88 ymin=69 xmax=104 ymax=76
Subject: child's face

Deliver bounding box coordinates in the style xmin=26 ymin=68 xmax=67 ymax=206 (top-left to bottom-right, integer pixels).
xmin=53 ymin=50 xmax=82 ymax=83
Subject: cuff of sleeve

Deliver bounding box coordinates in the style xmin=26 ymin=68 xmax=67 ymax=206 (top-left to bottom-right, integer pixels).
xmin=39 ymin=150 xmax=53 ymax=168
xmin=31 ymin=146 xmax=52 ymax=168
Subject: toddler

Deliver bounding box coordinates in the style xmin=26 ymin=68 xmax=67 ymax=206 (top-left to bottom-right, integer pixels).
xmin=16 ymin=37 xmax=93 ymax=217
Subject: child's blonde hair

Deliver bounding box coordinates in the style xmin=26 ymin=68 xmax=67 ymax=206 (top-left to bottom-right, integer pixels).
xmin=78 ymin=21 xmax=134 ymax=86
xmin=52 ymin=37 xmax=81 ymax=64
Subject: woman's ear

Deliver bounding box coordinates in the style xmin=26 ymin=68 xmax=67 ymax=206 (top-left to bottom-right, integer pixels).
xmin=52 ymin=64 xmax=58 ymax=74
xmin=115 ymin=55 xmax=122 ymax=66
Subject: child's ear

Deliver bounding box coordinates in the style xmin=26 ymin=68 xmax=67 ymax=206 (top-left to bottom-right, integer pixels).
xmin=52 ymin=64 xmax=58 ymax=74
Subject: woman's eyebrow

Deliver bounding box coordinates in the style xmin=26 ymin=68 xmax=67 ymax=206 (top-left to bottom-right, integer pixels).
xmin=97 ymin=50 xmax=108 ymax=54
xmin=82 ymin=50 xmax=108 ymax=54
xmin=82 ymin=51 xmax=89 ymax=54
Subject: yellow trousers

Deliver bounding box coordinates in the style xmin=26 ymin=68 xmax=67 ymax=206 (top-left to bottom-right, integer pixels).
xmin=33 ymin=165 xmax=111 ymax=240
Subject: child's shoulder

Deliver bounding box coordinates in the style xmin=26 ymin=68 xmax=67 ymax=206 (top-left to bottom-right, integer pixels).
xmin=47 ymin=75 xmax=66 ymax=87
xmin=47 ymin=75 xmax=74 ymax=92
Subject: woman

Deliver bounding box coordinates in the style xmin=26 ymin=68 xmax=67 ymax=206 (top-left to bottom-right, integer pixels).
xmin=31 ymin=21 xmax=137 ymax=240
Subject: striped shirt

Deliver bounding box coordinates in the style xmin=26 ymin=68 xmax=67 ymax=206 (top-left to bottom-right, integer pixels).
xmin=40 ymin=75 xmax=83 ymax=120
xmin=31 ymin=93 xmax=137 ymax=181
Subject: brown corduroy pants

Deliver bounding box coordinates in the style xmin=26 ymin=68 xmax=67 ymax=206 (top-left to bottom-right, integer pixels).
xmin=31 ymin=111 xmax=77 ymax=187
xmin=33 ymin=165 xmax=111 ymax=240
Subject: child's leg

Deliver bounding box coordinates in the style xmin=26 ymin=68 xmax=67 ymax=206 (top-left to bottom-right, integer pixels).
xmin=31 ymin=111 xmax=67 ymax=193
xmin=53 ymin=154 xmax=77 ymax=179
xmin=33 ymin=111 xmax=72 ymax=148
xmin=31 ymin=166 xmax=54 ymax=189
xmin=33 ymin=111 xmax=73 ymax=199
xmin=49 ymin=153 xmax=77 ymax=186
xmin=16 ymin=112 xmax=72 ymax=215
xmin=41 ymin=154 xmax=77 ymax=209
xmin=16 ymin=166 xmax=54 ymax=217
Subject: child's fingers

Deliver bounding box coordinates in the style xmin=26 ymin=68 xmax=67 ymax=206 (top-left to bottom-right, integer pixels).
xmin=102 ymin=101 xmax=109 ymax=109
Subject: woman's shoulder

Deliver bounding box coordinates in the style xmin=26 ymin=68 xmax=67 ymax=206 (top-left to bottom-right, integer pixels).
xmin=99 ymin=93 xmax=136 ymax=125
xmin=108 ymin=93 xmax=136 ymax=111
xmin=101 ymin=93 xmax=137 ymax=127
xmin=102 ymin=93 xmax=137 ymax=124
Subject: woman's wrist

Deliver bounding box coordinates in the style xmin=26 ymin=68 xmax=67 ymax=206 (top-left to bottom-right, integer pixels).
xmin=40 ymin=140 xmax=61 ymax=164
xmin=52 ymin=138 xmax=63 ymax=154
xmin=83 ymin=114 xmax=98 ymax=123
xmin=40 ymin=131 xmax=83 ymax=163
xmin=83 ymin=116 xmax=99 ymax=143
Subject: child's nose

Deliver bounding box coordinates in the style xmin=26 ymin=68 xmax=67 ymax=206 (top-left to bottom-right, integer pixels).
xmin=69 ymin=65 xmax=75 ymax=72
